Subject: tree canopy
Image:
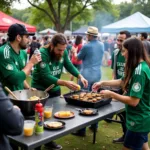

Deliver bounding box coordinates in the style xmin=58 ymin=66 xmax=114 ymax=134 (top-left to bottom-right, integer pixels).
xmin=26 ymin=0 xmax=114 ymax=32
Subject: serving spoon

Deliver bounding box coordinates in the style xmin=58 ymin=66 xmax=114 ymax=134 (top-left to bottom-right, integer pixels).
xmin=4 ymin=86 xmax=19 ymax=100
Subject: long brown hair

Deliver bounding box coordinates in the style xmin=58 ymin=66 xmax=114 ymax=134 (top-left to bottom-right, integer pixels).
xmin=123 ymin=37 xmax=150 ymax=91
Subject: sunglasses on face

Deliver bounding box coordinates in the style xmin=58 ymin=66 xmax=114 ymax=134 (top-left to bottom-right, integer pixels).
xmin=117 ymin=39 xmax=124 ymax=42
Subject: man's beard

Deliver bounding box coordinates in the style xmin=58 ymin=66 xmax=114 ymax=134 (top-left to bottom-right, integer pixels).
xmin=19 ymin=41 xmax=28 ymax=49
xmin=51 ymin=49 xmax=62 ymax=61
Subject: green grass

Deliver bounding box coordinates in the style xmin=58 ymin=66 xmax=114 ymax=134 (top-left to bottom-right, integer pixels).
xmin=27 ymin=67 xmax=150 ymax=150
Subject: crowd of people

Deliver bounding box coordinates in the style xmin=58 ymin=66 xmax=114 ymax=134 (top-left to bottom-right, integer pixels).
xmin=0 ymin=23 xmax=150 ymax=150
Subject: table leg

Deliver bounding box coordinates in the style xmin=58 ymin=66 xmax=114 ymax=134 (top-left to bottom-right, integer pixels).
xmin=92 ymin=125 xmax=97 ymax=144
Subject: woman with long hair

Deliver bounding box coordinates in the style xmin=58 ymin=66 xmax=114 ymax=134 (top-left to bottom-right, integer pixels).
xmin=92 ymin=38 xmax=150 ymax=150
xmin=70 ymin=35 xmax=83 ymax=82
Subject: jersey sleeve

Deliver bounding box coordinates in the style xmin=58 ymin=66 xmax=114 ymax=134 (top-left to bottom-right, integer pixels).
xmin=0 ymin=50 xmax=26 ymax=85
xmin=129 ymin=72 xmax=146 ymax=99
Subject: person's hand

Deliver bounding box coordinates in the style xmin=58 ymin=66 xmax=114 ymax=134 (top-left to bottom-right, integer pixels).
xmin=30 ymin=54 xmax=42 ymax=65
xmin=92 ymin=82 xmax=103 ymax=92
xmin=30 ymin=87 xmax=37 ymax=91
xmin=100 ymin=90 xmax=112 ymax=98
xmin=13 ymin=105 xmax=20 ymax=111
xmin=64 ymin=81 xmax=80 ymax=91
xmin=72 ymin=46 xmax=78 ymax=54
xmin=80 ymin=76 xmax=88 ymax=88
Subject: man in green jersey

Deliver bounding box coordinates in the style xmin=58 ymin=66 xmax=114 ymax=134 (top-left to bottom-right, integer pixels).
xmin=0 ymin=24 xmax=41 ymax=150
xmin=32 ymin=33 xmax=88 ymax=150
xmin=32 ymin=33 xmax=88 ymax=96
xmin=111 ymin=31 xmax=131 ymax=79
xmin=0 ymin=24 xmax=41 ymax=93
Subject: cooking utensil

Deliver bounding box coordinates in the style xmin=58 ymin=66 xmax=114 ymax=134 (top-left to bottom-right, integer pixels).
xmin=8 ymin=89 xmax=49 ymax=117
xmin=4 ymin=86 xmax=18 ymax=100
xmin=44 ymin=84 xmax=55 ymax=92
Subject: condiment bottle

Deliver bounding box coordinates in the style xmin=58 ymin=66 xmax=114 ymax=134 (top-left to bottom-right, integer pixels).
xmin=35 ymin=101 xmax=44 ymax=134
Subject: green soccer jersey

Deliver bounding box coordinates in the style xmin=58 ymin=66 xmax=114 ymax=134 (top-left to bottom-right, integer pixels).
xmin=111 ymin=50 xmax=125 ymax=79
xmin=31 ymin=47 xmax=80 ymax=92
xmin=0 ymin=43 xmax=27 ymax=92
xmin=125 ymin=61 xmax=150 ymax=132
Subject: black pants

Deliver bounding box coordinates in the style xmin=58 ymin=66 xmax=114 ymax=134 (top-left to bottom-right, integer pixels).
xmin=118 ymin=111 xmax=126 ymax=137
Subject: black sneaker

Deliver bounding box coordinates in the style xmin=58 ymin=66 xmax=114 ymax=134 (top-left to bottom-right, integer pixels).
xmin=112 ymin=136 xmax=124 ymax=144
xmin=44 ymin=141 xmax=62 ymax=150
xmin=72 ymin=131 xmax=86 ymax=137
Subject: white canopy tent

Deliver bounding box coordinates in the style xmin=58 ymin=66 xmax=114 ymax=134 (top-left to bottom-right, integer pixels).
xmin=39 ymin=28 xmax=57 ymax=35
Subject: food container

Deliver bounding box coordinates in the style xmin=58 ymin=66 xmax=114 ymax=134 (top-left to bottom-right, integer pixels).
xmin=24 ymin=120 xmax=35 ymax=136
xmin=63 ymin=90 xmax=112 ymax=108
xmin=8 ymin=90 xmax=49 ymax=117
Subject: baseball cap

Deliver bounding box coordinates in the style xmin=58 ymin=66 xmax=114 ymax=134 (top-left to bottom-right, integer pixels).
xmin=7 ymin=23 xmax=35 ymax=38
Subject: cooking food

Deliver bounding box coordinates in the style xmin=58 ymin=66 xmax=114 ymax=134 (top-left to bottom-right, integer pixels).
xmin=57 ymin=111 xmax=72 ymax=117
xmin=83 ymin=109 xmax=93 ymax=114
xmin=79 ymin=92 xmax=86 ymax=98
xmin=77 ymin=85 xmax=81 ymax=90
xmin=72 ymin=94 xmax=79 ymax=99
xmin=46 ymin=122 xmax=63 ymax=128
xmin=28 ymin=96 xmax=40 ymax=100
xmin=70 ymin=92 xmax=102 ymax=102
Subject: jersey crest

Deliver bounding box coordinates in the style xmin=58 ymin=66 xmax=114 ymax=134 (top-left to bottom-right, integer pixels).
xmin=6 ymin=64 xmax=13 ymax=70
xmin=40 ymin=62 xmax=46 ymax=68
xmin=132 ymin=82 xmax=141 ymax=92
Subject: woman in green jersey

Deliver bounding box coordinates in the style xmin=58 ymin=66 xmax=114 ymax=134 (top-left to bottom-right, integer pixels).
xmin=92 ymin=38 xmax=150 ymax=150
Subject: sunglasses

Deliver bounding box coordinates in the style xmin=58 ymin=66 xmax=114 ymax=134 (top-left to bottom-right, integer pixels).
xmin=117 ymin=39 xmax=124 ymax=42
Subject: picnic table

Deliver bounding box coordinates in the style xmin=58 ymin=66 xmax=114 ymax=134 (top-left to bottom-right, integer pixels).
xmin=9 ymin=97 xmax=125 ymax=150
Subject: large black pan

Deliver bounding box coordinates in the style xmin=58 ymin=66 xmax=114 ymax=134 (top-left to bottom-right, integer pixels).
xmin=8 ymin=90 xmax=49 ymax=117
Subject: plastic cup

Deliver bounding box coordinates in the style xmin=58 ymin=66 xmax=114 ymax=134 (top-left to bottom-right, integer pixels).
xmin=44 ymin=105 xmax=53 ymax=119
xmin=24 ymin=120 xmax=35 ymax=136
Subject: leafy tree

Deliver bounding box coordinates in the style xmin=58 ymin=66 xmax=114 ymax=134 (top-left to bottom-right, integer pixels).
xmin=131 ymin=0 xmax=150 ymax=17
xmin=26 ymin=0 xmax=114 ymax=32
xmin=0 ymin=0 xmax=19 ymax=13
xmin=89 ymin=6 xmax=119 ymax=30
xmin=116 ymin=2 xmax=134 ymax=20
xmin=28 ymin=1 xmax=92 ymax=31
xmin=11 ymin=8 xmax=31 ymax=23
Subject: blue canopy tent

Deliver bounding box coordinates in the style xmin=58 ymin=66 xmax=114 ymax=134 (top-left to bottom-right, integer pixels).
xmin=72 ymin=26 xmax=88 ymax=35
xmin=101 ymin=12 xmax=150 ymax=33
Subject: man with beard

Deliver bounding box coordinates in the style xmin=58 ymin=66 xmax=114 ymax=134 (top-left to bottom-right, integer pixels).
xmin=0 ymin=23 xmax=41 ymax=93
xmin=0 ymin=24 xmax=41 ymax=150
xmin=31 ymin=33 xmax=88 ymax=150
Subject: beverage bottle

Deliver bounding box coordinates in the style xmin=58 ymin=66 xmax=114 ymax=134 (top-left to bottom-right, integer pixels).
xmin=34 ymin=48 xmax=41 ymax=55
xmin=35 ymin=101 xmax=44 ymax=134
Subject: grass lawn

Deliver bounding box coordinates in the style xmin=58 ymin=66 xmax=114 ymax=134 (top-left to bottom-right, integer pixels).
xmin=27 ymin=67 xmax=150 ymax=150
